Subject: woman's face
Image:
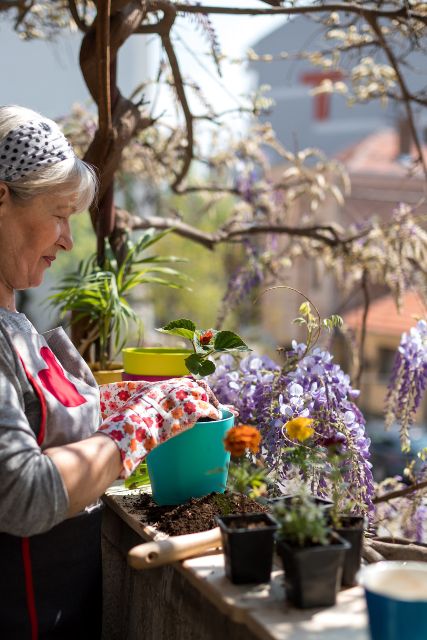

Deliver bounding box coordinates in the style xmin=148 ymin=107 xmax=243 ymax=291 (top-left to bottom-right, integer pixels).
xmin=0 ymin=186 xmax=75 ymax=304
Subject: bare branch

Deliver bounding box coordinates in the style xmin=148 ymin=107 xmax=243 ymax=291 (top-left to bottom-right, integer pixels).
xmin=174 ymin=3 xmax=411 ymax=21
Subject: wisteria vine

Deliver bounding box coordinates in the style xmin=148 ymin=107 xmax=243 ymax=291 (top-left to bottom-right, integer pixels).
xmin=385 ymin=319 xmax=427 ymax=452
xmin=208 ymin=342 xmax=375 ymax=514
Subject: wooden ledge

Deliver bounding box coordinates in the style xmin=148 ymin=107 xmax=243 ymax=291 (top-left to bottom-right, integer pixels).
xmin=103 ymin=485 xmax=369 ymax=640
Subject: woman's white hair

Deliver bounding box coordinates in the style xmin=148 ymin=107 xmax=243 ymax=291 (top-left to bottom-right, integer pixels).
xmin=0 ymin=105 xmax=98 ymax=213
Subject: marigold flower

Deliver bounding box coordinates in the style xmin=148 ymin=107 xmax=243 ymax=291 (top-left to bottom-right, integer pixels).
xmin=224 ymin=424 xmax=261 ymax=456
xmin=284 ymin=417 xmax=314 ymax=442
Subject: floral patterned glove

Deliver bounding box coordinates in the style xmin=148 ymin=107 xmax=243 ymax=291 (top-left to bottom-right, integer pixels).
xmin=97 ymin=378 xmax=222 ymax=477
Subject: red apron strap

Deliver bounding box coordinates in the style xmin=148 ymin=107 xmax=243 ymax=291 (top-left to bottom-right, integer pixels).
xmin=17 ymin=354 xmax=47 ymax=447
xmin=21 ymin=538 xmax=39 ymax=640
xmin=16 ymin=351 xmax=48 ymax=640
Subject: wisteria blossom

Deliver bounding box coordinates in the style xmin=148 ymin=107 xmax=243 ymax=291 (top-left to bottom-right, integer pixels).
xmin=209 ymin=342 xmax=374 ymax=514
xmin=385 ymin=320 xmax=427 ymax=451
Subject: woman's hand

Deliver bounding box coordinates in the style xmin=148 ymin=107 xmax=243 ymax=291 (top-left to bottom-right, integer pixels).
xmin=97 ymin=377 xmax=223 ymax=477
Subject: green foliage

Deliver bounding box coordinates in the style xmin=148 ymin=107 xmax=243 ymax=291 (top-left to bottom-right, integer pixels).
xmin=156 ymin=317 xmax=251 ymax=376
xmin=124 ymin=461 xmax=150 ymax=490
xmin=227 ymin=457 xmax=269 ymax=499
xmin=49 ymin=230 xmax=187 ymax=369
xmin=273 ymin=488 xmax=331 ymax=548
xmin=292 ymin=301 xmax=343 ymax=355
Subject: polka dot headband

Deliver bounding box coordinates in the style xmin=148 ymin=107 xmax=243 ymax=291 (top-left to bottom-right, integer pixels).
xmin=0 ymin=120 xmax=75 ymax=182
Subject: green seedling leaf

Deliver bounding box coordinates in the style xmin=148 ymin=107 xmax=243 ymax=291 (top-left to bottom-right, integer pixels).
xmin=198 ymin=359 xmax=216 ymax=376
xmin=299 ymin=302 xmax=311 ymax=316
xmin=214 ymin=331 xmax=250 ymax=351
xmin=157 ymin=318 xmax=196 ymax=341
xmin=185 ymin=353 xmax=204 ymax=375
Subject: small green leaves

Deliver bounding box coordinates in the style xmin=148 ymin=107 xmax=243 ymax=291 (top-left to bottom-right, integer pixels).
xmin=157 ymin=317 xmax=251 ymax=377
xmin=214 ymin=331 xmax=250 ymax=351
xmin=157 ymin=318 xmax=196 ymax=341
xmin=185 ymin=353 xmax=216 ymax=376
xmin=322 ymin=315 xmax=344 ymax=331
xmin=299 ymin=302 xmax=311 ymax=317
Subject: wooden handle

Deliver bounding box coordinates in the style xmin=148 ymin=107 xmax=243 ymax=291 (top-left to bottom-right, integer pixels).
xmin=128 ymin=527 xmax=222 ymax=570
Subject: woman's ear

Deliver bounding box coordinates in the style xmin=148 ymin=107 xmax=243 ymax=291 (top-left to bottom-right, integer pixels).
xmin=0 ymin=183 xmax=10 ymax=209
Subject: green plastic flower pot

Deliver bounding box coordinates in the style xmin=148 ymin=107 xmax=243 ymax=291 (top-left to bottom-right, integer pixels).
xmin=122 ymin=347 xmax=192 ymax=378
xmin=146 ymin=410 xmax=234 ymax=506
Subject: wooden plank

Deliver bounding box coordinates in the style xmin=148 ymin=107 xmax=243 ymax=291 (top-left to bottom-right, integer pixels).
xmin=103 ymin=486 xmax=369 ymax=640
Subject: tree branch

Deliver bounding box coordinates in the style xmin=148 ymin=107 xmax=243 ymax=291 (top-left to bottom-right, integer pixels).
xmin=373 ymin=479 xmax=427 ymax=504
xmin=174 ymin=3 xmax=410 ymax=20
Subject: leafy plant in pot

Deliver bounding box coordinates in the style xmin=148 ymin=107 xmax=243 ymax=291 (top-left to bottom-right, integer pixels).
xmin=326 ymin=443 xmax=366 ymax=588
xmin=124 ymin=320 xmax=251 ymax=492
xmin=216 ymin=425 xmax=278 ymax=585
xmin=278 ymin=416 xmax=365 ymax=589
xmin=49 ymin=230 xmax=186 ymax=384
xmin=273 ymin=488 xmax=350 ymax=609
xmin=157 ymin=318 xmax=251 ymax=376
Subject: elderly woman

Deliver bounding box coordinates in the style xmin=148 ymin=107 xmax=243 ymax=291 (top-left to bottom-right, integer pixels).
xmin=0 ymin=105 xmax=221 ymax=639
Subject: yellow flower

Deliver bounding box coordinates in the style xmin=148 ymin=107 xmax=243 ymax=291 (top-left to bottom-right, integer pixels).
xmin=284 ymin=417 xmax=314 ymax=442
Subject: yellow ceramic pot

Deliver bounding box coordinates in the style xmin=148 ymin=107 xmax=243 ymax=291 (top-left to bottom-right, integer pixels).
xmin=90 ymin=362 xmax=124 ymax=385
xmin=122 ymin=347 xmax=192 ymax=377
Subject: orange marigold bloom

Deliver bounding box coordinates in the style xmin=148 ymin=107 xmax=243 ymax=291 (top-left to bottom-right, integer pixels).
xmin=223 ymin=424 xmax=261 ymax=457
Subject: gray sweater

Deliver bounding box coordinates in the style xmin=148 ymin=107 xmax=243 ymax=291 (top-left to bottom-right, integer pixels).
xmin=0 ymin=310 xmax=98 ymax=537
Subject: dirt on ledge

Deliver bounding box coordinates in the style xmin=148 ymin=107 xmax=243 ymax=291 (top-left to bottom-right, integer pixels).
xmin=120 ymin=491 xmax=268 ymax=536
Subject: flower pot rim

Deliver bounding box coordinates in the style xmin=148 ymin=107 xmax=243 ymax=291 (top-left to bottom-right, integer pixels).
xmin=216 ymin=512 xmax=278 ymax=533
xmin=333 ymin=514 xmax=365 ymax=531
xmin=276 ymin=531 xmax=351 ymax=553
xmin=268 ymin=493 xmax=333 ymax=507
xmin=122 ymin=347 xmax=193 ymax=355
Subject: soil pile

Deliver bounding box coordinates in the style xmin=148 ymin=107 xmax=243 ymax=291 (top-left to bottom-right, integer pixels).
xmin=121 ymin=491 xmax=267 ymax=536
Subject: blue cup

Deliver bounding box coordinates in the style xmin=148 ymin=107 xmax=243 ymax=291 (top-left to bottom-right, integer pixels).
xmin=358 ymin=561 xmax=427 ymax=640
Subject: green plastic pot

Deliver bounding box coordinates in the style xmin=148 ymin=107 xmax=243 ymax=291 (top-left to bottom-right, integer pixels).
xmin=146 ymin=410 xmax=234 ymax=506
xmin=122 ymin=347 xmax=192 ymax=377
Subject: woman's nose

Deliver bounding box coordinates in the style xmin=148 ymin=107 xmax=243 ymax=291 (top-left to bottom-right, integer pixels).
xmin=60 ymin=220 xmax=74 ymax=252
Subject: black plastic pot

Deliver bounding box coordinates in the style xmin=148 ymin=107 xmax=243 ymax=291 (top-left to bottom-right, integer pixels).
xmin=333 ymin=515 xmax=365 ymax=587
xmin=277 ymin=533 xmax=350 ymax=608
xmin=216 ymin=513 xmax=278 ymax=585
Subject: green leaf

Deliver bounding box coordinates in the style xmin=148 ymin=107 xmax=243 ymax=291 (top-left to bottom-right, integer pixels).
xmin=198 ymin=359 xmax=216 ymax=376
xmin=299 ymin=302 xmax=311 ymax=316
xmin=157 ymin=318 xmax=196 ymax=341
xmin=184 ymin=353 xmax=204 ymax=375
xmin=214 ymin=331 xmax=250 ymax=352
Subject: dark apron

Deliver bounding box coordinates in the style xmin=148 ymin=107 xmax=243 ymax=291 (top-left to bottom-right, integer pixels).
xmin=0 ymin=340 xmax=103 ymax=639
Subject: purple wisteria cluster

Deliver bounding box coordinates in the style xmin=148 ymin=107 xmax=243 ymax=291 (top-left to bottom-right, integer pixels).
xmin=208 ymin=342 xmax=375 ymax=512
xmin=385 ymin=320 xmax=427 ymax=451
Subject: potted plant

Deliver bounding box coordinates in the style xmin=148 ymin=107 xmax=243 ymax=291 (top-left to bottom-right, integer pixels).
xmin=216 ymin=425 xmax=278 ymax=585
xmin=146 ymin=409 xmax=235 ymax=506
xmin=278 ymin=416 xmax=365 ymax=589
xmin=272 ymin=488 xmax=350 ymax=609
xmin=49 ymin=230 xmax=186 ymax=384
xmin=326 ymin=443 xmax=365 ymax=588
xmin=122 ymin=317 xmax=251 ymax=380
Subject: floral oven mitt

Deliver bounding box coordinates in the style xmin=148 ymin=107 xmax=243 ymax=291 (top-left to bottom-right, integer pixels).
xmin=97 ymin=377 xmax=222 ymax=477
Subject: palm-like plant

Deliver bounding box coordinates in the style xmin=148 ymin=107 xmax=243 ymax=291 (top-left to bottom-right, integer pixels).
xmin=49 ymin=229 xmax=187 ymax=369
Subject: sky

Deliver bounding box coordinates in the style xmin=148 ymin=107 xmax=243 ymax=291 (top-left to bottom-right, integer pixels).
xmin=0 ymin=2 xmax=285 ymax=119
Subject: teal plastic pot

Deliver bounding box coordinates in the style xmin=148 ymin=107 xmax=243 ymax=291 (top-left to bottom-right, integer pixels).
xmin=146 ymin=410 xmax=234 ymax=506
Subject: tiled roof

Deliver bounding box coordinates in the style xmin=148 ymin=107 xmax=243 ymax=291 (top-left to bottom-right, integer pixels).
xmin=343 ymin=291 xmax=426 ymax=336
xmin=336 ymin=129 xmax=427 ymax=176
